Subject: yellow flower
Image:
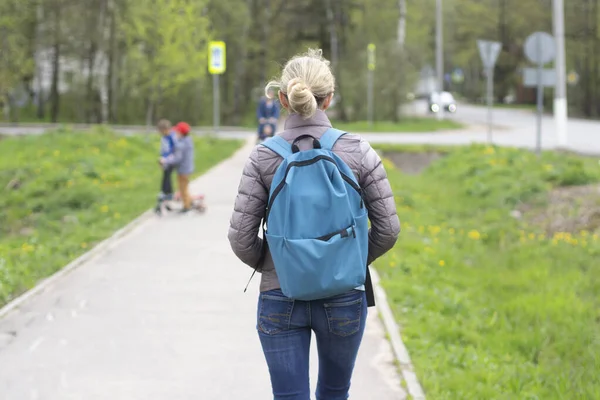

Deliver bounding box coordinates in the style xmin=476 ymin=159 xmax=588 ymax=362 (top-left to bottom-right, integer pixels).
xmin=528 ymin=233 xmax=536 ymax=240
xmin=593 ymin=234 xmax=599 ymax=241
xmin=53 ymin=150 xmax=60 ymax=157
xmin=21 ymin=243 xmax=34 ymax=253
xmin=439 ymin=260 xmax=445 ymax=267
xmin=81 ymin=242 xmax=88 ymax=249
xmin=468 ymin=230 xmax=481 ymax=240
xmin=543 ymin=164 xmax=553 ymax=172
xmin=100 ymin=205 xmax=109 ymax=213
xmin=483 ymin=146 xmax=495 ymax=155
xmin=114 ymin=212 xmax=121 ymax=219
xmin=429 ymin=226 xmax=441 ymax=235
xmin=389 ymin=261 xmax=396 ymax=268
xmin=449 ymin=228 xmax=455 ymax=235
xmin=67 ymin=180 xmax=74 ymax=188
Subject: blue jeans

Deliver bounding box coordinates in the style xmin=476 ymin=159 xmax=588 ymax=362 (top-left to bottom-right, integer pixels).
xmin=257 ymin=289 xmax=367 ymax=400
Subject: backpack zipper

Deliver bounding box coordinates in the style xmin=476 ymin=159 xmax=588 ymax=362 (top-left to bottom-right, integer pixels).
xmin=265 ymin=156 xmax=363 ymax=223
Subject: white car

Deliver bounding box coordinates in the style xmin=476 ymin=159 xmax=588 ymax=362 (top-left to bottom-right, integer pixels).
xmin=428 ymin=91 xmax=457 ymax=113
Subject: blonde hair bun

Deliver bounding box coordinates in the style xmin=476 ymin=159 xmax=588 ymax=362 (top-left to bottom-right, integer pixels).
xmin=265 ymin=48 xmax=335 ymax=119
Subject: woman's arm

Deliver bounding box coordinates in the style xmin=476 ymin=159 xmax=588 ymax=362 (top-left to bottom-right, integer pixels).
xmin=358 ymin=141 xmax=401 ymax=264
xmin=228 ymin=147 xmax=269 ymax=268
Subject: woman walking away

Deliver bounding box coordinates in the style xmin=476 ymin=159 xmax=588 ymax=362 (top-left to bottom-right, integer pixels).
xmin=228 ymin=48 xmax=400 ymax=400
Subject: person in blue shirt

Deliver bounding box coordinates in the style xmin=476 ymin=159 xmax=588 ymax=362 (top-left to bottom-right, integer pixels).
xmin=155 ymin=119 xmax=176 ymax=215
xmin=257 ymin=88 xmax=280 ymax=142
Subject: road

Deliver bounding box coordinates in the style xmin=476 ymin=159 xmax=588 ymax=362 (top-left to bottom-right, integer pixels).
xmin=2 ymin=104 xmax=599 ymax=155
xmin=387 ymin=100 xmax=600 ymax=155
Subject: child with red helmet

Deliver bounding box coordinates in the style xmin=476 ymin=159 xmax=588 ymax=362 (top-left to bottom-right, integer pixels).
xmin=160 ymin=122 xmax=195 ymax=213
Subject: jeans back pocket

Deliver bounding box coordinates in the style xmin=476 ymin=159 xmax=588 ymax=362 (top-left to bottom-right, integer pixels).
xmin=323 ymin=292 xmax=364 ymax=337
xmin=257 ymin=291 xmax=295 ymax=335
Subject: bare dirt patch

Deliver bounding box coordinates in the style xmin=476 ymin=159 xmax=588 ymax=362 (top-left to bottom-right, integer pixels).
xmin=383 ymin=151 xmax=444 ymax=175
xmin=519 ymin=184 xmax=600 ymax=235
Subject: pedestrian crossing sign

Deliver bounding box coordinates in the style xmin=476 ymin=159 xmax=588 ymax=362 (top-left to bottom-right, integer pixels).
xmin=208 ymin=41 xmax=226 ymax=75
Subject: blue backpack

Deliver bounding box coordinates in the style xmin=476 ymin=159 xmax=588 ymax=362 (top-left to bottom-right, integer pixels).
xmin=260 ymin=128 xmax=369 ymax=301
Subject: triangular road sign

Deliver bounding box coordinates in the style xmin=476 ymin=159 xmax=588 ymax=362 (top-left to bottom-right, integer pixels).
xmin=477 ymin=40 xmax=502 ymax=69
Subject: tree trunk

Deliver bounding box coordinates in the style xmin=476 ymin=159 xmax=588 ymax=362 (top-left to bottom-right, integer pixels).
xmin=107 ymin=1 xmax=116 ymax=123
xmin=49 ymin=4 xmax=61 ymax=123
xmin=86 ymin=41 xmax=97 ymax=123
xmin=232 ymin=2 xmax=251 ymax=125
xmin=35 ymin=3 xmax=45 ymax=120
xmin=398 ymin=0 xmax=406 ymax=48
xmin=259 ymin=0 xmax=271 ymax=85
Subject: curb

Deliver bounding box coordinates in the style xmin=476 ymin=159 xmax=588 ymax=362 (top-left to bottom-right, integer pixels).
xmin=371 ymin=267 xmax=426 ymax=400
xmin=0 ymin=137 xmax=254 ymax=321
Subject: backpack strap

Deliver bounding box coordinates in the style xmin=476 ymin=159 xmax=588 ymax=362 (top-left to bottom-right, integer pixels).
xmin=260 ymin=135 xmax=292 ymax=158
xmin=319 ymin=127 xmax=347 ymax=151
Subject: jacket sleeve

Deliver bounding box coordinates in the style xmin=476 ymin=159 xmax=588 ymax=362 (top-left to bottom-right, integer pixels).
xmin=228 ymin=146 xmax=269 ymax=269
xmin=163 ymin=139 xmax=183 ymax=167
xmin=359 ymin=140 xmax=401 ymax=265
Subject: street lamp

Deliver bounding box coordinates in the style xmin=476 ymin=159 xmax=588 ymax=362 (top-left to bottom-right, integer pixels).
xmin=552 ymin=0 xmax=567 ymax=147
xmin=436 ymin=0 xmax=444 ymax=120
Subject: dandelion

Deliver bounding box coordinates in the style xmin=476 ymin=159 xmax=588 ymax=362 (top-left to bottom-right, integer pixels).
xmin=21 ymin=243 xmax=34 ymax=253
xmin=81 ymin=242 xmax=88 ymax=249
xmin=114 ymin=212 xmax=121 ymax=219
xmin=100 ymin=205 xmax=109 ymax=213
xmin=468 ymin=230 xmax=481 ymax=240
xmin=389 ymin=261 xmax=396 ymax=268
xmin=439 ymin=260 xmax=445 ymax=267
xmin=429 ymin=226 xmax=441 ymax=235
xmin=67 ymin=180 xmax=74 ymax=188
xmin=483 ymin=146 xmax=495 ymax=155
xmin=449 ymin=228 xmax=455 ymax=235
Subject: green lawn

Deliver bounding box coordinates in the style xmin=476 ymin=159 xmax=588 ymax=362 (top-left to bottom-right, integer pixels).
xmin=374 ymin=144 xmax=600 ymax=399
xmin=332 ymin=118 xmax=464 ymax=133
xmin=0 ymin=128 xmax=242 ymax=306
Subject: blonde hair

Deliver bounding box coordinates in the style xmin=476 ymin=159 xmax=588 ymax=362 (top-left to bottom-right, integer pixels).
xmin=265 ymin=48 xmax=335 ymax=119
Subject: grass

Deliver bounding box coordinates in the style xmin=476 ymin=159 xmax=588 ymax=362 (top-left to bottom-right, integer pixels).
xmin=0 ymin=128 xmax=242 ymax=306
xmin=374 ymin=143 xmax=600 ymax=399
xmin=332 ymin=117 xmax=464 ymax=133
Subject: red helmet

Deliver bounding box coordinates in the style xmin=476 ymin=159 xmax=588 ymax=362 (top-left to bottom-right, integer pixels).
xmin=174 ymin=122 xmax=191 ymax=135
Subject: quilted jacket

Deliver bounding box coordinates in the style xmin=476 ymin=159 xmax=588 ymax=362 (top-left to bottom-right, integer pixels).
xmin=228 ymin=110 xmax=401 ymax=292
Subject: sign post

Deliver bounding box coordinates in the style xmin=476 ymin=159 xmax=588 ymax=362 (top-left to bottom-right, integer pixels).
xmin=208 ymin=41 xmax=226 ymax=133
xmin=523 ymin=31 xmax=556 ymax=154
xmin=477 ymin=40 xmax=502 ymax=144
xmin=367 ymin=43 xmax=375 ymax=127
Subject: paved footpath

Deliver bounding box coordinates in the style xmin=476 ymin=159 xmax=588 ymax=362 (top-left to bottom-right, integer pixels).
xmin=0 ymin=137 xmax=406 ymax=399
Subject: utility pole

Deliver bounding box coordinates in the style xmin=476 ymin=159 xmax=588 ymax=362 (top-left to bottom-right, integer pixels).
xmin=436 ymin=0 xmax=444 ymax=120
xmin=552 ymin=0 xmax=568 ymax=147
